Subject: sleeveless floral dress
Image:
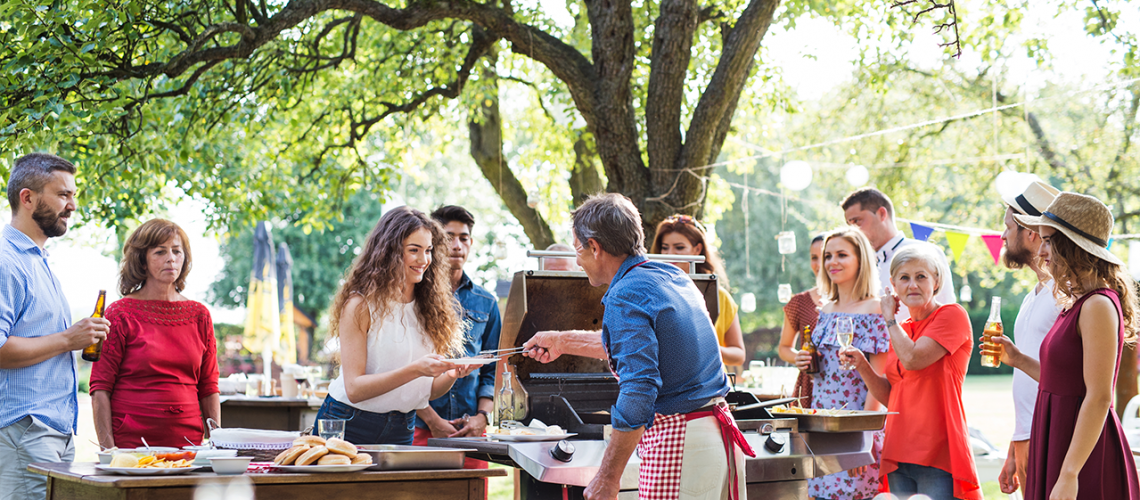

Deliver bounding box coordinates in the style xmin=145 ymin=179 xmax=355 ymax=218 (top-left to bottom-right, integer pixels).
xmin=807 ymin=311 xmax=890 ymax=500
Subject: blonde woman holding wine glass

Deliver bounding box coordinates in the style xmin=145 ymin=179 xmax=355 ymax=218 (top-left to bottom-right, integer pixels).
xmin=794 ymin=228 xmax=889 ymax=500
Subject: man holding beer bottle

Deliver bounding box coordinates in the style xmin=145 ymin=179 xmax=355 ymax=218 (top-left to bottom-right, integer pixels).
xmin=0 ymin=153 xmax=109 ymax=500
xmin=995 ymin=179 xmax=1063 ymax=496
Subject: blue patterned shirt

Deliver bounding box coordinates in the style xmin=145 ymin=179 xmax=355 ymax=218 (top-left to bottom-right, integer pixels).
xmin=603 ymin=255 xmax=728 ymax=431
xmin=0 ymin=224 xmax=77 ymax=434
xmin=416 ymin=273 xmax=501 ymax=426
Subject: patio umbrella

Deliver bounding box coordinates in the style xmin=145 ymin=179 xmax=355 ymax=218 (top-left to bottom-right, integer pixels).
xmin=276 ymin=242 xmax=297 ymax=365
xmin=243 ymin=221 xmax=281 ymax=376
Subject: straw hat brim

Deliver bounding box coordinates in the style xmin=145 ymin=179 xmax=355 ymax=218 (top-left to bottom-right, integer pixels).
xmin=1012 ymin=213 xmax=1123 ymax=266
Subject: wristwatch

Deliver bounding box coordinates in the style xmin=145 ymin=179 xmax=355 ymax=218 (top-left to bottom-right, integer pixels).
xmin=886 ymin=319 xmax=898 ymax=328
xmin=475 ymin=410 xmax=491 ymax=421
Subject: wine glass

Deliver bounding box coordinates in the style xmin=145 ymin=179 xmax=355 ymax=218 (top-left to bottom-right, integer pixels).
xmin=835 ymin=316 xmax=855 ymax=370
xmin=292 ymin=370 xmax=309 ymax=398
xmin=305 ymin=366 xmax=324 ymax=398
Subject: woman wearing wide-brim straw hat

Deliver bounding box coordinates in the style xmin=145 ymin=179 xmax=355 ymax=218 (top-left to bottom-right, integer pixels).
xmin=988 ymin=191 xmax=1140 ymax=500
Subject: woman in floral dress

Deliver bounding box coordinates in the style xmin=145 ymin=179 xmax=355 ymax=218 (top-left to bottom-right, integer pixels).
xmin=795 ymin=228 xmax=890 ymax=499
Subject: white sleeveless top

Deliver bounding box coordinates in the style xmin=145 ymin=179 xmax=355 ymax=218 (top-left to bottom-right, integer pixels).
xmin=328 ymin=300 xmax=434 ymax=413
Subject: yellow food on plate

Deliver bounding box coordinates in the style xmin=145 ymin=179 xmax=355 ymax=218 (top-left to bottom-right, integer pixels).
xmin=109 ymin=454 xmax=139 ymax=468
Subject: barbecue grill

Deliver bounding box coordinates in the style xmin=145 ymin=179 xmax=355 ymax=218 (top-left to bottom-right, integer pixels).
xmin=430 ymin=267 xmax=879 ymax=499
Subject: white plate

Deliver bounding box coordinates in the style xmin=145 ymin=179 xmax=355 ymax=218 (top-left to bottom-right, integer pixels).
xmin=449 ymin=357 xmax=497 ymax=365
xmin=271 ymin=464 xmax=372 ymax=473
xmin=95 ymin=465 xmax=203 ymax=476
xmin=487 ymin=433 xmax=577 ymax=442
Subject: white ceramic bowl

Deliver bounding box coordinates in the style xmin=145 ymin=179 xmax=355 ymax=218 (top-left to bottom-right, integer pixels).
xmin=192 ymin=449 xmax=238 ymax=466
xmin=209 ymin=456 xmax=253 ymax=475
xmin=97 ymin=452 xmax=114 ymax=464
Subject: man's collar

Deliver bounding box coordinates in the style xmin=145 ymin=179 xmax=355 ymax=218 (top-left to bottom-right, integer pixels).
xmin=2 ymin=224 xmax=44 ymax=255
xmin=880 ymin=233 xmax=905 ymax=254
xmin=455 ymin=271 xmax=473 ymax=291
xmin=609 ymin=254 xmax=648 ymax=287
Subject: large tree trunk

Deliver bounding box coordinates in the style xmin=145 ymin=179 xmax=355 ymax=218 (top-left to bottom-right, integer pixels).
xmin=468 ymin=45 xmax=555 ymax=250
xmin=569 ymin=131 xmax=605 ymax=207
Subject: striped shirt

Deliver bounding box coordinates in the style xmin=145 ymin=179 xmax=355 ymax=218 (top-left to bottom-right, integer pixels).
xmin=0 ymin=224 xmax=76 ymax=434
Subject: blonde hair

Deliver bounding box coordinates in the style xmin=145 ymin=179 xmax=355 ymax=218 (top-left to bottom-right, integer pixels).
xmin=817 ymin=228 xmax=880 ymax=303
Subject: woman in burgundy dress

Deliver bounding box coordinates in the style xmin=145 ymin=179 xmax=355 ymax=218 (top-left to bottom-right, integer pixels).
xmin=778 ymin=234 xmax=824 ymax=406
xmin=91 ymin=219 xmax=220 ymax=449
xmin=993 ymin=192 xmax=1139 ymax=500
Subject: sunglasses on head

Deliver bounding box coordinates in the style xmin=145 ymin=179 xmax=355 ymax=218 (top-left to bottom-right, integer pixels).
xmin=664 ymin=214 xmax=707 ymax=233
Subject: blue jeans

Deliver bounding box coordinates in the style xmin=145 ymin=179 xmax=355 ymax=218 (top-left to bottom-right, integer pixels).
xmin=887 ymin=462 xmax=956 ymax=500
xmin=313 ymin=396 xmax=415 ymax=445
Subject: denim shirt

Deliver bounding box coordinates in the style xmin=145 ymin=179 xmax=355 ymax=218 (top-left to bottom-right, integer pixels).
xmin=0 ymin=224 xmax=77 ymax=434
xmin=415 ymin=272 xmax=501 ymax=426
xmin=603 ymin=255 xmax=728 ymax=431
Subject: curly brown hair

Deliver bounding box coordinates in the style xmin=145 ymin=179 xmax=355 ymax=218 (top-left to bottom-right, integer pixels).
xmin=651 ymin=215 xmax=730 ymax=289
xmin=118 ymin=219 xmax=192 ymax=296
xmin=1047 ymin=230 xmax=1138 ymax=345
xmin=328 ymin=206 xmax=462 ymax=356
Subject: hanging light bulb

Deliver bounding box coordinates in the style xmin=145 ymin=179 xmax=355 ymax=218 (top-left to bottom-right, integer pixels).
xmin=740 ymin=293 xmax=757 ymax=313
xmin=779 ymin=161 xmax=813 ymax=191
xmin=845 ymin=164 xmax=870 ymax=186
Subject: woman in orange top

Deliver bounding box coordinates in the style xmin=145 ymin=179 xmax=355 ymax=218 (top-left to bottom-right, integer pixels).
xmin=841 ymin=243 xmax=981 ymax=500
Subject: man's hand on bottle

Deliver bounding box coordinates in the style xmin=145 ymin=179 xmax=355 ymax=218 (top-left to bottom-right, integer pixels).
xmin=64 ymin=317 xmax=110 ymax=351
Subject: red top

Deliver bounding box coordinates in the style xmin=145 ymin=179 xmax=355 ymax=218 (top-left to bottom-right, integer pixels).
xmin=881 ymin=304 xmax=981 ymax=500
xmin=89 ymin=298 xmax=219 ymax=448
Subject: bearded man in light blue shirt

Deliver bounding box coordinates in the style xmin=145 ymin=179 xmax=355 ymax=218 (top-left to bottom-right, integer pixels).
xmin=0 ymin=153 xmax=110 ymax=500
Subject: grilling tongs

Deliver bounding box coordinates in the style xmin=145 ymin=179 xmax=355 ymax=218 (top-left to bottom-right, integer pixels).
xmin=476 ymin=346 xmax=533 ymax=359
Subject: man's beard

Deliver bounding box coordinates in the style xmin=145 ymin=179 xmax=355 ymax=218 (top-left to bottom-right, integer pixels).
xmin=1002 ymin=237 xmax=1035 ymax=269
xmin=32 ymin=200 xmax=70 ymax=238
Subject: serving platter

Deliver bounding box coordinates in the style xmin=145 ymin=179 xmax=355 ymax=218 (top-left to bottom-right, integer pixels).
xmin=448 ymin=357 xmax=497 ymax=365
xmin=271 ymin=464 xmax=372 ymax=473
xmin=487 ymin=433 xmax=577 ymax=442
xmin=95 ymin=465 xmax=203 ymax=476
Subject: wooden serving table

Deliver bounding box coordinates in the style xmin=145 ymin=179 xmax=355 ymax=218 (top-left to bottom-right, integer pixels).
xmin=30 ymin=462 xmax=505 ymax=500
xmin=219 ymin=396 xmax=322 ymax=431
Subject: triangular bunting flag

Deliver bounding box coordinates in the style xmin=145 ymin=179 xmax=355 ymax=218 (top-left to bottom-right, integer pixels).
xmin=945 ymin=231 xmax=970 ymax=262
xmin=910 ymin=222 xmax=935 ymax=242
xmin=981 ymin=234 xmax=1003 ymax=265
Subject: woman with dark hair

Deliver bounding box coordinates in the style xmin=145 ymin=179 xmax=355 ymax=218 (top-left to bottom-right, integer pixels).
xmin=91 ymin=219 xmax=220 ymax=449
xmin=992 ymin=192 xmax=1139 ymax=500
xmin=651 ymin=214 xmax=746 ymax=366
xmin=778 ymin=234 xmax=825 ymax=406
xmin=315 ymin=206 xmax=478 ymax=445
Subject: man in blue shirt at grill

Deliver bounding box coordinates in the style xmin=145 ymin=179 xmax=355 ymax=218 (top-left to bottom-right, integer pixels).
xmin=525 ymin=193 xmax=753 ymax=500
xmin=0 ymin=153 xmax=110 ymax=500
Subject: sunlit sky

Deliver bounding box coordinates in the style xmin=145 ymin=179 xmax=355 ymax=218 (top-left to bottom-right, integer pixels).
xmin=4 ymin=2 xmax=1136 ymax=326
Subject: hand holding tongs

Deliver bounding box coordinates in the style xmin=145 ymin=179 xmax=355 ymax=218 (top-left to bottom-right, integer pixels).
xmin=477 ymin=346 xmax=532 ymax=359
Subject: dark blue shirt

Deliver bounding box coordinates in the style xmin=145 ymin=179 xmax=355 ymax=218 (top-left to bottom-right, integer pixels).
xmin=603 ymin=255 xmax=729 ymax=431
xmin=415 ymin=272 xmax=501 ymax=427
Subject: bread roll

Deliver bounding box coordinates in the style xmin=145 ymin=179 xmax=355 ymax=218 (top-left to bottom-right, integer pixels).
xmin=293 ymin=435 xmax=326 ymax=447
xmin=325 ymin=438 xmax=357 ymax=458
xmin=350 ymin=453 xmax=373 ymax=465
xmin=296 ymin=445 xmax=329 ymax=466
xmin=317 ymin=453 xmax=352 ymax=465
xmin=274 ymin=444 xmax=311 ymax=465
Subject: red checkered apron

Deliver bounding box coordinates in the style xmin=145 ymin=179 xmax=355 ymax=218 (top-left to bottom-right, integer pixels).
xmin=636 ymin=403 xmax=756 ymax=500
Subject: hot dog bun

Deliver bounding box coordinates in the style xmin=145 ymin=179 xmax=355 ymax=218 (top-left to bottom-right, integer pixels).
xmin=350 ymin=453 xmax=373 ymax=465
xmin=273 ymin=444 xmax=311 ymax=465
xmin=325 ymin=438 xmax=357 ymax=458
xmin=293 ymin=435 xmax=326 ymax=447
xmin=296 ymin=445 xmax=329 ymax=465
xmin=317 ymin=453 xmax=352 ymax=465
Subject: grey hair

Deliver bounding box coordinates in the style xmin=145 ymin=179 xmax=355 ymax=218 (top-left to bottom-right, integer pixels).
xmin=545 ymin=243 xmax=573 ymax=252
xmin=888 ymin=242 xmax=950 ymax=295
xmin=570 ymin=193 xmax=646 ymax=257
xmin=7 ymin=153 xmax=76 ymax=215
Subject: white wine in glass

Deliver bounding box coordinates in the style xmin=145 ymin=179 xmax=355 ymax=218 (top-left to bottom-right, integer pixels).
xmin=836 ymin=317 xmax=855 ymax=370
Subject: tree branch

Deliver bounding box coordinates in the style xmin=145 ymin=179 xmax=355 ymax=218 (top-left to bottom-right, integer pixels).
xmin=890 ymin=0 xmax=961 ymax=58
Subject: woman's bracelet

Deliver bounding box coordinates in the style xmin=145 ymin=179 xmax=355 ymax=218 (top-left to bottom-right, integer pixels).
xmin=885 ymin=319 xmax=898 ymax=328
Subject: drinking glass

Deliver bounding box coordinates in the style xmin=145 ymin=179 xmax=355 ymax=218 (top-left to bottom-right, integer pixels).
xmin=318 ymin=419 xmax=346 ymax=441
xmin=835 ymin=316 xmax=855 ymax=370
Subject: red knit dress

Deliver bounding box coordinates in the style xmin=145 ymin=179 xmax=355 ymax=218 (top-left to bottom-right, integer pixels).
xmin=784 ymin=290 xmax=820 ymax=406
xmin=89 ymin=299 xmax=219 ymax=448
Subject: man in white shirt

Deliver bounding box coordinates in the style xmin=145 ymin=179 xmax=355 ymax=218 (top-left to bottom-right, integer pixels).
xmin=996 ymin=180 xmax=1063 ymax=495
xmin=841 ymin=188 xmax=956 ymax=322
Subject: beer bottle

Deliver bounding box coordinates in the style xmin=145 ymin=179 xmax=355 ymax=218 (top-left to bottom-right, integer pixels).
xmin=981 ymin=297 xmax=1004 ymax=368
xmin=801 ymin=325 xmax=820 ymax=374
xmin=81 ymin=290 xmax=107 ymax=362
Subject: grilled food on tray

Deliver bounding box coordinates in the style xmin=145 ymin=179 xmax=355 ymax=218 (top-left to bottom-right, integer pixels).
xmin=770 ymin=407 xmax=858 ymax=416
xmin=108 ymin=453 xmax=196 ymax=469
xmin=273 ymin=437 xmax=372 ymax=466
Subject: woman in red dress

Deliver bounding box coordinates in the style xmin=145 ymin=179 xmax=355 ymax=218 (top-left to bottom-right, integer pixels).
xmin=91 ymin=219 xmax=220 ymax=449
xmin=996 ymin=192 xmax=1139 ymax=500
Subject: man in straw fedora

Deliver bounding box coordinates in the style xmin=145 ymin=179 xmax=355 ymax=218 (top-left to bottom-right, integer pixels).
xmin=990 ymin=192 xmax=1140 ymax=500
xmin=995 ymin=179 xmax=1064 ymax=496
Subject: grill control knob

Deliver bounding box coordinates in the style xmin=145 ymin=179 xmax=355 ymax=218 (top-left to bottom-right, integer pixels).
xmin=550 ymin=440 xmax=575 ymax=462
xmin=764 ymin=432 xmax=786 ymax=453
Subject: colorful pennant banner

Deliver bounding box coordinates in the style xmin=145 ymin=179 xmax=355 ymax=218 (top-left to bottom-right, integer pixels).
xmin=980 ymin=234 xmax=1003 ymax=265
xmin=910 ymin=222 xmax=935 ymax=242
xmin=945 ymin=231 xmax=970 ymax=262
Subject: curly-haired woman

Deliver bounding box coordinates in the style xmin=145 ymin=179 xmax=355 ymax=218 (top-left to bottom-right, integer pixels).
xmin=314 ymin=206 xmax=478 ymax=445
xmin=91 ymin=219 xmax=220 ymax=449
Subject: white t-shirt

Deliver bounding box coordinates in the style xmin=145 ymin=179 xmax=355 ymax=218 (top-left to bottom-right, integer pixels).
xmin=328 ymin=300 xmax=434 ymax=414
xmin=877 ymin=234 xmax=958 ymax=323
xmin=1011 ymin=280 xmax=1062 ymax=441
